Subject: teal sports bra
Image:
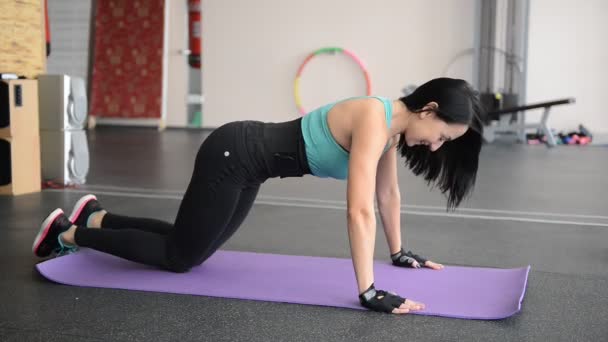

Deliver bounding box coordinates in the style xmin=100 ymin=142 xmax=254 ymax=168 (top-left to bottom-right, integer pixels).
xmin=300 ymin=96 xmax=393 ymax=180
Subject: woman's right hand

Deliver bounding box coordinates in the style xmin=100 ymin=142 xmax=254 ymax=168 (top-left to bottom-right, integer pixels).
xmin=358 ymin=283 xmax=425 ymax=314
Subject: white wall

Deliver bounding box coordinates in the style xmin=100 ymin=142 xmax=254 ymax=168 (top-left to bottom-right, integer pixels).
xmin=202 ymin=0 xmax=475 ymax=127
xmin=526 ymin=0 xmax=608 ymax=134
xmin=46 ymin=0 xmax=92 ymax=83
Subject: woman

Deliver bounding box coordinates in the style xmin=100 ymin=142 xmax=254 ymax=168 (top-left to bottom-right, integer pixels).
xmin=32 ymin=77 xmax=484 ymax=315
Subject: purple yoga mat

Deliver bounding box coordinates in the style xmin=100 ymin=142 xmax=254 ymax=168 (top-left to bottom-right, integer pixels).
xmin=37 ymin=248 xmax=530 ymax=319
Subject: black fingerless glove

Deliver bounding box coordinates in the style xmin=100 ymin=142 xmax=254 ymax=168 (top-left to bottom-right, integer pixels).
xmin=358 ymin=283 xmax=406 ymax=313
xmin=391 ymin=248 xmax=428 ymax=268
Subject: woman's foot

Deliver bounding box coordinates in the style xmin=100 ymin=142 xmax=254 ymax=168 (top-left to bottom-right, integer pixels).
xmin=59 ymin=225 xmax=78 ymax=245
xmin=68 ymin=194 xmax=106 ymax=228
xmin=32 ymin=209 xmax=77 ymax=257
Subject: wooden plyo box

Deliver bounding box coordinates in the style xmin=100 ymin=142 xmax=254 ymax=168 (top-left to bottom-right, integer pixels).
xmin=0 ymin=0 xmax=46 ymax=78
xmin=0 ymin=135 xmax=42 ymax=195
xmin=0 ymin=79 xmax=41 ymax=195
xmin=0 ymin=79 xmax=40 ymax=138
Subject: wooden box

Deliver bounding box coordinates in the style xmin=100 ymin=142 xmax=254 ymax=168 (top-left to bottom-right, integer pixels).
xmin=0 ymin=135 xmax=41 ymax=195
xmin=0 ymin=79 xmax=40 ymax=138
xmin=0 ymin=79 xmax=41 ymax=195
xmin=0 ymin=0 xmax=46 ymax=78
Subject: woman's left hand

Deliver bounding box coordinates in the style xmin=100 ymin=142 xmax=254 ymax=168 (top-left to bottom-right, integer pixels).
xmin=422 ymin=260 xmax=444 ymax=270
xmin=391 ymin=249 xmax=444 ymax=270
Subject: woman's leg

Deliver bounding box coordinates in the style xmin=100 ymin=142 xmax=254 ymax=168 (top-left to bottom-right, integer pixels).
xmin=65 ymin=123 xmax=256 ymax=272
xmin=164 ymin=176 xmax=244 ymax=270
xmin=195 ymin=184 xmax=260 ymax=264
xmin=70 ymin=194 xmax=174 ymax=235
xmin=66 ymin=181 xmax=244 ymax=272
xmin=69 ymin=184 xmax=258 ymax=271
xmin=71 ymin=227 xmax=172 ymax=267
xmin=68 ymin=179 xmax=243 ymax=270
xmin=100 ymin=212 xmax=174 ymax=235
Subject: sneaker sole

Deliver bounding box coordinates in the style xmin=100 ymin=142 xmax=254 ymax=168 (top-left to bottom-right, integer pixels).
xmin=68 ymin=194 xmax=97 ymax=223
xmin=32 ymin=208 xmax=64 ymax=255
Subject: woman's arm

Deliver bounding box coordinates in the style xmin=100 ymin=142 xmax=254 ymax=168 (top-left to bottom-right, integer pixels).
xmin=346 ymin=102 xmax=389 ymax=293
xmin=376 ymin=142 xmax=445 ymax=270
xmin=346 ymin=101 xmax=426 ymax=314
xmin=375 ymin=141 xmax=402 ymax=256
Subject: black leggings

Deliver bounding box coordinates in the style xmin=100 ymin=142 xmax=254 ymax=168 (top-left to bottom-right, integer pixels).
xmin=74 ymin=119 xmax=311 ymax=272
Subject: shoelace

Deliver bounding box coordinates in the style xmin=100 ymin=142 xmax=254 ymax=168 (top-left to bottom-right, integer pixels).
xmin=54 ymin=245 xmax=79 ymax=257
xmin=54 ymin=234 xmax=79 ymax=257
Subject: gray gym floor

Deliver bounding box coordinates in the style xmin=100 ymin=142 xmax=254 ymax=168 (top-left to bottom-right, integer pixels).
xmin=1 ymin=126 xmax=607 ymax=341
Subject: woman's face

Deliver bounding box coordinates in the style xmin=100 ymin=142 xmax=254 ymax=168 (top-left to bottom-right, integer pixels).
xmin=404 ymin=111 xmax=469 ymax=152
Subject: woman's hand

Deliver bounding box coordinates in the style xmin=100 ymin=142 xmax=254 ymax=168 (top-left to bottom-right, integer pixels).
xmin=359 ymin=283 xmax=425 ymax=314
xmin=391 ymin=248 xmax=444 ymax=270
xmin=424 ymin=260 xmax=444 ymax=270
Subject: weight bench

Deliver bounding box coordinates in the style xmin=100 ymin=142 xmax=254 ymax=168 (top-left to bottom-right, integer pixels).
xmin=483 ymin=98 xmax=576 ymax=147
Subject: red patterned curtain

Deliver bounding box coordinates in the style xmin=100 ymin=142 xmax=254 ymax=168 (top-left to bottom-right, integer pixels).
xmin=90 ymin=0 xmax=164 ymax=119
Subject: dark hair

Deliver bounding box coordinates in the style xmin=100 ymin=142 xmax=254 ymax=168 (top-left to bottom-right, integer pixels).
xmin=397 ymin=78 xmax=484 ymax=210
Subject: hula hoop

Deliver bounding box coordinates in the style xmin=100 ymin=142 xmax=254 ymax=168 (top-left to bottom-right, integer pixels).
xmin=294 ymin=47 xmax=372 ymax=115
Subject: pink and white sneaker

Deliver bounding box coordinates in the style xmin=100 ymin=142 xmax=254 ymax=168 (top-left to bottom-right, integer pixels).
xmin=32 ymin=209 xmax=74 ymax=257
xmin=68 ymin=194 xmax=104 ymax=227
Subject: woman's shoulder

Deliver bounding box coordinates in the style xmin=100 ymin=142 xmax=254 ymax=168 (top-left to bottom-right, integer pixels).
xmin=336 ymin=96 xmax=389 ymax=112
xmin=338 ymin=95 xmax=391 ymax=103
xmin=345 ymin=97 xmax=391 ymax=132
